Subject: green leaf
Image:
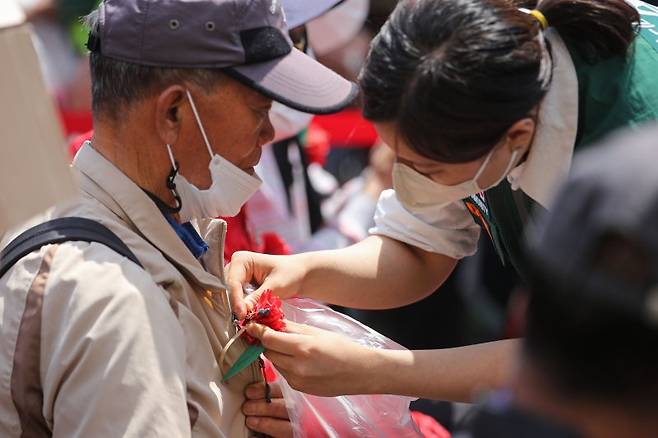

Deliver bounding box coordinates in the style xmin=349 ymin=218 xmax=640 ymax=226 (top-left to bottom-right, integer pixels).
xmin=222 ymin=344 xmax=265 ymax=382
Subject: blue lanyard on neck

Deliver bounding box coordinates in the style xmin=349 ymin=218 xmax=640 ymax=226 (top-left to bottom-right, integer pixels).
xmin=162 ymin=213 xmax=209 ymax=260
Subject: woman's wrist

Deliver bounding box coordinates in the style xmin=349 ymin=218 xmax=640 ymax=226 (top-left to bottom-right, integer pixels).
xmin=294 ymin=250 xmax=328 ymax=301
xmin=360 ymin=348 xmax=415 ymax=395
xmin=288 ymin=252 xmax=309 ymax=298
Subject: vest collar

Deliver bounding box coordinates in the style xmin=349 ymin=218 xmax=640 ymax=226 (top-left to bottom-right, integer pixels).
xmin=72 ymin=142 xmax=227 ymax=293
xmin=507 ymin=30 xmax=579 ymax=209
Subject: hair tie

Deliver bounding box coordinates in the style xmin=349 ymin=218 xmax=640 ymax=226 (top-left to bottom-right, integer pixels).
xmin=519 ymin=8 xmax=549 ymax=31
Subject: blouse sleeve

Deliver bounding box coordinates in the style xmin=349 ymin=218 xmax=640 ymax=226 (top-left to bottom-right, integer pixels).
xmin=369 ymin=189 xmax=481 ymax=259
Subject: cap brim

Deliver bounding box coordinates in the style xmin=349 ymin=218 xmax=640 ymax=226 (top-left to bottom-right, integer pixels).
xmin=225 ymin=48 xmax=358 ymax=115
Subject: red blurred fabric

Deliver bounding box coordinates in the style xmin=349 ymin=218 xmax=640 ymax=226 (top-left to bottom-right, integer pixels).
xmin=222 ymin=208 xmax=291 ymax=264
xmin=60 ymin=110 xmax=93 ymax=139
xmin=311 ymin=108 xmax=378 ymax=149
xmin=68 ymin=129 xmax=93 ymax=159
xmin=305 ymin=123 xmax=331 ymax=165
xmin=411 ymin=411 xmax=451 ymax=438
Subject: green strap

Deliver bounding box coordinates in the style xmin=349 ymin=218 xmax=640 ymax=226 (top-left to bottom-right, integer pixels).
xmin=223 ymin=345 xmax=266 ymax=382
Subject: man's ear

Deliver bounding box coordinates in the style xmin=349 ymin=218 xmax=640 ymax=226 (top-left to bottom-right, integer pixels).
xmin=155 ymin=85 xmax=187 ymax=146
xmin=504 ymin=118 xmax=536 ymax=155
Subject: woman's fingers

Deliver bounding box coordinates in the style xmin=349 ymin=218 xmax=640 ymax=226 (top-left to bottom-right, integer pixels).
xmin=226 ymin=251 xmax=296 ymax=319
xmin=263 ymin=350 xmax=297 ymax=372
xmin=249 ymin=319 xmax=320 ymax=336
xmin=246 ymin=324 xmax=308 ymax=355
xmin=226 ymin=277 xmax=248 ymax=319
xmin=282 ymin=320 xmax=323 ymax=335
xmin=226 ymin=253 xmax=255 ymax=319
xmin=242 ymin=287 xmax=267 ymax=313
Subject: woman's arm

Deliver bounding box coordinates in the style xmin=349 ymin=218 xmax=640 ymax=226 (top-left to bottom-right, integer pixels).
xmin=371 ymin=340 xmax=519 ymax=401
xmin=227 ymin=235 xmax=457 ymax=317
xmin=247 ymin=321 xmax=519 ymax=402
xmin=300 ymin=235 xmax=457 ymax=308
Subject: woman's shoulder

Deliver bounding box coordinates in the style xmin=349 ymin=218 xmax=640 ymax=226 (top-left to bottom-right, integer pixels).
xmin=563 ymin=31 xmax=658 ymax=149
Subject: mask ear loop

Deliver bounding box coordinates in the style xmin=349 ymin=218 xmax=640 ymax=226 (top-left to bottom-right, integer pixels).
xmin=473 ymin=148 xmax=520 ymax=192
xmin=186 ymin=89 xmax=215 ymax=159
xmin=472 ymin=148 xmax=497 ymax=188
xmin=165 ymin=144 xmax=183 ymax=213
xmin=502 ymin=150 xmax=520 ymax=177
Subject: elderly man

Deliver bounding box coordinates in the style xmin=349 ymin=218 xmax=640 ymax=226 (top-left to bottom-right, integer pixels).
xmin=0 ymin=0 xmax=356 ymax=437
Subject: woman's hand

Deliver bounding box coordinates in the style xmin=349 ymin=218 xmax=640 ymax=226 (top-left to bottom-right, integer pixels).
xmin=246 ymin=321 xmax=382 ymax=397
xmin=249 ymin=322 xmax=520 ymax=403
xmin=242 ymin=382 xmax=292 ymax=438
xmin=227 ymin=251 xmax=308 ymax=319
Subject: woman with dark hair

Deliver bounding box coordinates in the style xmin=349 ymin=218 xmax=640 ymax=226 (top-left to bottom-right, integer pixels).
xmin=227 ymin=0 xmax=658 ymax=402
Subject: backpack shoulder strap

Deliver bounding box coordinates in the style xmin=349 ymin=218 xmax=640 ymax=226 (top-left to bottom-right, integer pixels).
xmin=0 ymin=217 xmax=143 ymax=279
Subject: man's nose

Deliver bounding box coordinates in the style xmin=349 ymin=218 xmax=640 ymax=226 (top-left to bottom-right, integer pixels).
xmin=261 ymin=114 xmax=275 ymax=144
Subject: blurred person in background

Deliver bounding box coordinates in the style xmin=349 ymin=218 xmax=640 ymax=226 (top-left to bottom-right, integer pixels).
xmin=19 ymin=0 xmax=98 ymax=137
xmin=310 ymin=0 xmax=377 ymax=186
xmin=450 ymin=124 xmax=658 ymax=438
xmin=513 ymin=124 xmax=658 ymax=438
xmin=0 ymin=0 xmax=78 ymax=236
xmin=228 ymin=0 xmax=658 ymax=404
xmin=18 ymin=0 xmax=84 ymax=94
xmin=225 ymin=0 xmax=387 ymax=258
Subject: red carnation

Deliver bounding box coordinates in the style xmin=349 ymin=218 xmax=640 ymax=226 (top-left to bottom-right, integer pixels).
xmin=239 ymin=290 xmax=286 ymax=344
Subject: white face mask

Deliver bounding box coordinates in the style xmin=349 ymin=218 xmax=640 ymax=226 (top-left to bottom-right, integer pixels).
xmin=269 ymin=101 xmax=314 ymax=143
xmin=393 ymin=148 xmax=519 ymax=211
xmin=165 ymin=90 xmax=262 ymax=221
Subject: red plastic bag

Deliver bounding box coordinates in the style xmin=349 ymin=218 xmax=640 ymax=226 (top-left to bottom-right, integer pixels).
xmin=276 ymin=298 xmax=424 ymax=438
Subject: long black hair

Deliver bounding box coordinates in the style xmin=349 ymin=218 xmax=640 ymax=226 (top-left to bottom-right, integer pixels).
xmin=360 ymin=0 xmax=639 ymax=163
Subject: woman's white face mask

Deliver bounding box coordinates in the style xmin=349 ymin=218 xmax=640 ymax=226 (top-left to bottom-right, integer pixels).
xmin=393 ymin=148 xmax=520 ymax=211
xmin=165 ymin=90 xmax=262 ymax=222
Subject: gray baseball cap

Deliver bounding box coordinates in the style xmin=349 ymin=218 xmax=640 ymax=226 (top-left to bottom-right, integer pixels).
xmin=89 ymin=0 xmax=358 ymax=114
xmin=526 ymin=124 xmax=658 ymax=326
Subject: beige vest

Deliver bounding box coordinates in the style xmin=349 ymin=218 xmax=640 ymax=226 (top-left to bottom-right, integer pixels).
xmin=0 ymin=143 xmax=262 ymax=437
